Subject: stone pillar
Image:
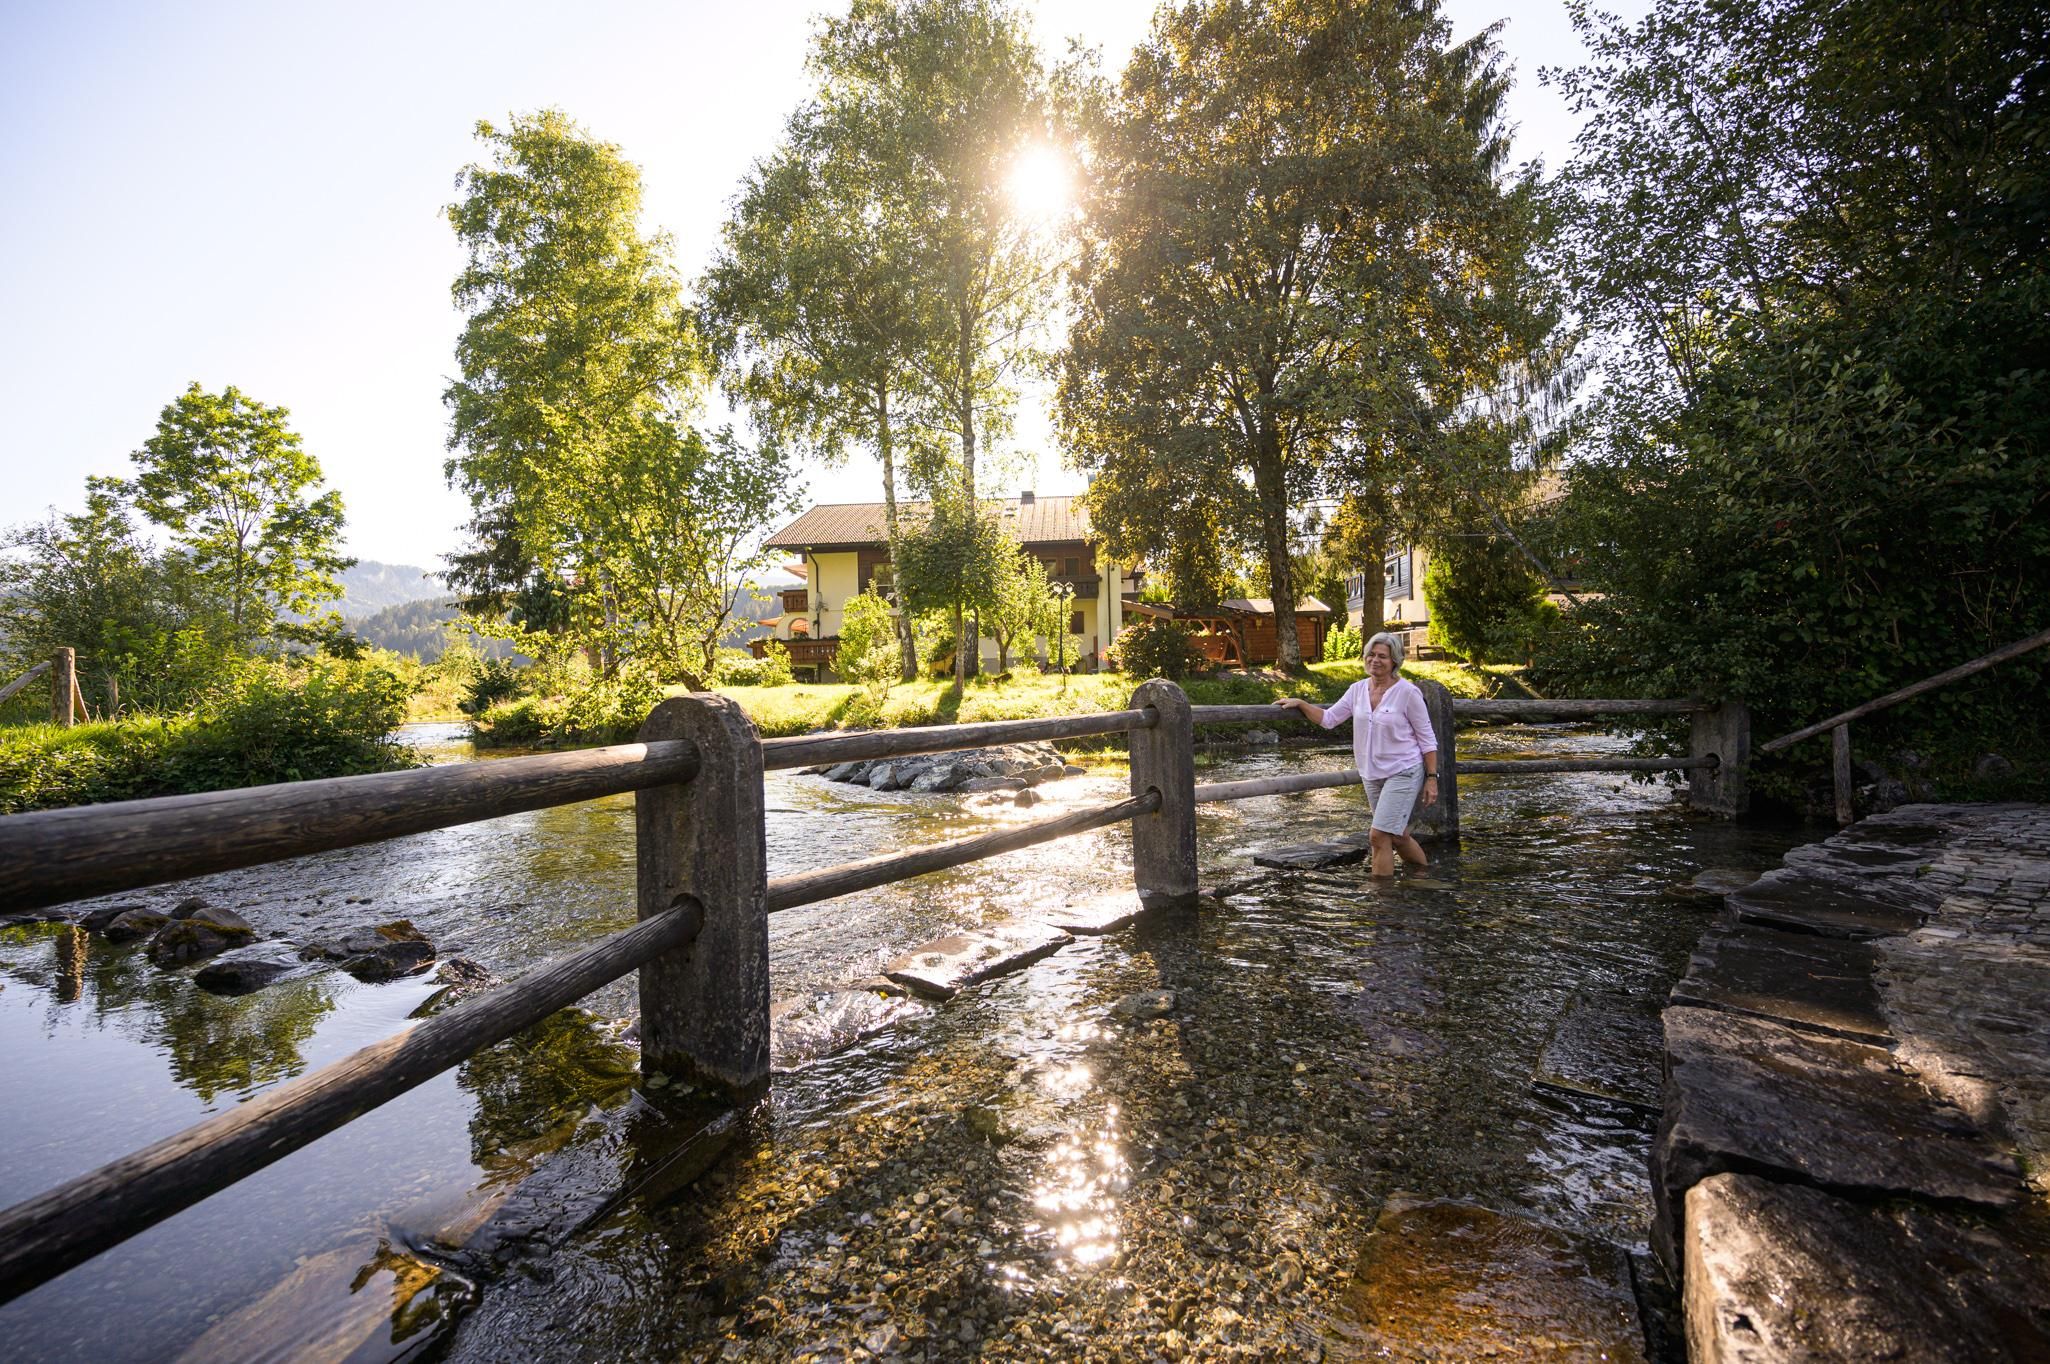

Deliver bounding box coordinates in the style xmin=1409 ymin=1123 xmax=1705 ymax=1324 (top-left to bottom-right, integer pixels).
xmin=51 ymin=648 xmax=75 ymax=727
xmin=635 ymin=694 xmax=769 ymax=1100
xmin=1409 ymin=675 xmax=1458 ymax=843
xmin=1688 ymin=701 xmax=1751 ymax=817
xmin=1128 ymin=679 xmax=1197 ymax=907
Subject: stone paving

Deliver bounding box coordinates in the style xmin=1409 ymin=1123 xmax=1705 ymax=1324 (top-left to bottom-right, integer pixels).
xmin=1660 ymin=804 xmax=2050 ymax=1362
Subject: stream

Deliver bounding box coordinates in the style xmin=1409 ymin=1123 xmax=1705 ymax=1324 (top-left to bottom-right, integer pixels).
xmin=0 ymin=722 xmax=1805 ymax=1360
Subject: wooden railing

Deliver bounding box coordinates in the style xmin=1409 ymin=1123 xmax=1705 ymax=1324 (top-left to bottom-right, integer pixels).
xmin=1757 ymin=625 xmax=2050 ymax=824
xmin=0 ymin=678 xmax=1745 ymax=1304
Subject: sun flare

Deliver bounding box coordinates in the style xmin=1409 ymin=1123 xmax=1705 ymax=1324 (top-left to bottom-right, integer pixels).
xmin=1004 ymin=144 xmax=1074 ymax=222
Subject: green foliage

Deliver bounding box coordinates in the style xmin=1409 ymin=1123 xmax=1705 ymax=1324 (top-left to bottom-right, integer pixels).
xmin=131 ymin=383 xmax=351 ymax=643
xmin=470 ymin=667 xmax=663 ymax=749
xmin=460 ymin=658 xmax=531 ymax=716
xmin=1107 ymin=618 xmax=1204 ymax=681
xmin=443 ymin=111 xmax=791 ymax=685
xmin=1424 ymin=534 xmax=1557 ymax=663
xmin=0 ymin=655 xmax=414 ymax=813
xmin=710 ymin=642 xmax=794 ymax=689
xmin=1322 ymin=623 xmax=1363 ymax=664
xmin=1540 ymin=0 xmax=2050 ymax=794
xmin=983 ymin=545 xmax=1061 ymax=675
xmin=892 ymin=476 xmax=1009 ymax=683
xmin=836 ymin=591 xmax=901 ymax=703
xmin=1060 ymin=0 xmax=1565 ymax=670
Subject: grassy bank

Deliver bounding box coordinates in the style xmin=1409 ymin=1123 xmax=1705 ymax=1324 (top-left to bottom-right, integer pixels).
xmin=472 ymin=660 xmax=1496 ymax=749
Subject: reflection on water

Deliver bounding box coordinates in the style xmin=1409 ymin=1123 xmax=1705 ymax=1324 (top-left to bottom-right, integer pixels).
xmin=0 ymin=722 xmax=1806 ymax=1359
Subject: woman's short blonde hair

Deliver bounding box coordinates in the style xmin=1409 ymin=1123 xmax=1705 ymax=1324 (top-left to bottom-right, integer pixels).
xmin=1365 ymin=630 xmax=1405 ymax=672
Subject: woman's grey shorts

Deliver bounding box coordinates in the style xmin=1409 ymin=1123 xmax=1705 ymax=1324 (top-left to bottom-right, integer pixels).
xmin=1363 ymin=763 xmax=1425 ymax=835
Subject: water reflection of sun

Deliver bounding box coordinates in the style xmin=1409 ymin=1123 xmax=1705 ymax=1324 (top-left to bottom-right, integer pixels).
xmin=1023 ymin=1026 xmax=1130 ymax=1270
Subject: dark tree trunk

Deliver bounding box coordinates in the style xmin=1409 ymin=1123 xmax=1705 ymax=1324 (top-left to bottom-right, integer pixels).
xmin=1251 ymin=433 xmax=1302 ymax=671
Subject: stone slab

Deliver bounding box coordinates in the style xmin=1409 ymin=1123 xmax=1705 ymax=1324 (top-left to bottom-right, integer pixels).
xmin=1346 ymin=1197 xmax=1647 ymax=1362
xmin=176 ymin=1238 xmax=473 ymax=1364
xmin=1253 ymin=832 xmax=1374 ymax=871
xmin=1532 ymin=995 xmax=1664 ymax=1113
xmin=1727 ymin=866 xmax=1931 ymax=939
xmin=1653 ymin=1007 xmax=2020 ymax=1269
xmin=1045 ymin=891 xmax=1149 ymax=935
xmin=769 ymin=989 xmax=922 ymax=1070
xmin=1683 ymin=1172 xmax=2050 ymax=1364
xmin=883 ymin=920 xmax=1073 ymax=999
xmin=1671 ymin=924 xmax=1891 ymax=1045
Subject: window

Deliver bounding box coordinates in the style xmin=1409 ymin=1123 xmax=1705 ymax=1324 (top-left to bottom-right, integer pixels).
xmin=1063 ymin=556 xmax=1079 ymax=577
xmin=1070 ymin=610 xmax=1086 ymax=635
xmin=1385 ymin=548 xmax=1412 ymax=598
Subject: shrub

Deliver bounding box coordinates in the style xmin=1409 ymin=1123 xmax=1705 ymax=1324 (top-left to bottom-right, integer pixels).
xmin=460 ymin=658 xmax=529 ymax=716
xmin=836 ymin=592 xmax=899 ymax=701
xmin=1107 ymin=618 xmax=1205 ymax=680
xmin=1322 ymin=623 xmax=1363 ymax=663
xmin=470 ymin=667 xmax=663 ymax=748
xmin=1424 ymin=536 xmax=1553 ymax=663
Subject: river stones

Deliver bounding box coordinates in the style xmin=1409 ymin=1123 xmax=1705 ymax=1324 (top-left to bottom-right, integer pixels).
xmin=1683 ymin=1172 xmax=2050 ymax=1364
xmin=146 ymin=906 xmax=258 ymax=966
xmin=301 ymin=919 xmax=437 ymax=981
xmin=1253 ymin=832 xmax=1375 ymax=871
xmin=194 ymin=940 xmax=308 ymax=995
xmin=1670 ymin=924 xmax=1890 ymax=1045
xmin=100 ymin=906 xmax=172 ymax=943
xmin=1110 ymin=989 xmax=1177 ymax=1022
xmin=77 ymin=902 xmax=147 ymax=933
xmin=816 ymin=742 xmax=1078 ymax=795
xmin=1347 ymin=1197 xmax=1646 ymax=1362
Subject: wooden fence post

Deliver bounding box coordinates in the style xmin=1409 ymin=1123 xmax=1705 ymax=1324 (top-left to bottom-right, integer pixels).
xmin=1688 ymin=700 xmax=1752 ymax=817
xmin=1410 ymin=676 xmax=1459 ymax=843
xmin=1128 ymin=678 xmax=1196 ymax=907
xmin=1831 ymin=723 xmax=1854 ymax=826
xmin=51 ymin=649 xmax=76 ymax=727
xmin=635 ymin=694 xmax=769 ymax=1101
xmin=105 ymin=675 xmax=120 ymax=718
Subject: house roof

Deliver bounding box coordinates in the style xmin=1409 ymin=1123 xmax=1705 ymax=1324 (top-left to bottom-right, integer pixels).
xmin=762 ymin=495 xmax=1092 ymax=551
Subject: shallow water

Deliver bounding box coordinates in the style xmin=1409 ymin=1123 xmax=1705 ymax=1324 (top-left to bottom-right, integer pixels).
xmin=0 ymin=722 xmax=1805 ymax=1359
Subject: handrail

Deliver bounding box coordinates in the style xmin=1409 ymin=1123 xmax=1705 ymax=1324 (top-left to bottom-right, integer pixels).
xmin=0 ymin=740 xmax=702 ymax=915
xmin=0 ymin=899 xmax=705 ymax=1304
xmin=0 ymin=659 xmax=52 ymax=706
xmin=761 ymin=708 xmax=1155 ymax=771
xmin=1192 ymin=755 xmax=1714 ymax=805
xmin=768 ymin=791 xmax=1160 ymax=912
xmin=1758 ymin=625 xmax=2050 ymax=755
xmin=1191 ymin=698 xmax=1706 ymax=726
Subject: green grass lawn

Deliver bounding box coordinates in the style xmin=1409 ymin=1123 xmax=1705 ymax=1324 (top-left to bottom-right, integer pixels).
xmin=709 ymin=659 xmax=1492 ymax=739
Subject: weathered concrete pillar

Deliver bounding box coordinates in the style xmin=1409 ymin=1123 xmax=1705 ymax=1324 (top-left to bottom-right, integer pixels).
xmin=1409 ymin=676 xmax=1459 ymax=842
xmin=1128 ymin=679 xmax=1197 ymax=907
xmin=635 ymin=694 xmax=769 ymax=1100
xmin=51 ymin=648 xmax=76 ymax=727
xmin=1688 ymin=701 xmax=1751 ymax=817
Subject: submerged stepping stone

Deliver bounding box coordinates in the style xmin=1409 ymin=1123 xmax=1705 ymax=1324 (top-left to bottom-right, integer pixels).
xmin=1046 ymin=891 xmax=1149 ymax=935
xmin=1347 ymin=1197 xmax=1647 ymax=1362
xmin=884 ymin=920 xmax=1073 ymax=999
xmin=1533 ymin=995 xmax=1663 ymax=1113
xmin=1669 ymin=867 xmax=1767 ymax=901
xmin=1253 ymin=831 xmax=1375 ymax=870
xmin=1653 ymin=1006 xmax=2021 ymax=1270
xmin=1683 ymin=1172 xmax=2050 ymax=1364
xmin=770 ymin=988 xmax=923 ymax=1070
xmin=1727 ymin=866 xmax=1932 ymax=939
xmin=1671 ymin=924 xmax=1890 ymax=1045
xmin=178 ymin=1238 xmax=473 ymax=1364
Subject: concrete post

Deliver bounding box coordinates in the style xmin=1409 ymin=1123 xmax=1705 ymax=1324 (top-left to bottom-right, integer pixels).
xmin=1688 ymin=700 xmax=1752 ymax=817
xmin=1128 ymin=679 xmax=1197 ymax=907
xmin=635 ymin=694 xmax=769 ymax=1100
xmin=51 ymin=649 xmax=76 ymax=728
xmin=1409 ymin=676 xmax=1459 ymax=843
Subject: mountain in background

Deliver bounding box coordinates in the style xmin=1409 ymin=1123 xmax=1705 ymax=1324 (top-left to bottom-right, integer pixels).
xmin=330 ymin=561 xmax=442 ymax=619
xmin=347 ymin=586 xmax=780 ymax=662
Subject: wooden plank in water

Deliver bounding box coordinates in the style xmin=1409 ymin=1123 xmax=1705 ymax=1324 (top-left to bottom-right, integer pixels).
xmin=883 ymin=921 xmax=1073 ymax=999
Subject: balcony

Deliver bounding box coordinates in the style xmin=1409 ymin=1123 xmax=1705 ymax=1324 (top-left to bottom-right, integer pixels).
xmin=1051 ymin=574 xmax=1100 ymax=599
xmin=780 ymin=588 xmax=808 ymax=613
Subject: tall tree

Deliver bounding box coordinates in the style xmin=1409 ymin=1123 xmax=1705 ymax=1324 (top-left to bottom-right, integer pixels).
xmin=1060 ymin=0 xmax=1562 ymax=670
xmin=130 ymin=382 xmax=350 ymax=644
xmin=808 ymin=0 xmax=1072 ymax=676
xmin=702 ymin=86 xmax=939 ymax=680
xmin=444 ymin=111 xmax=790 ymax=684
xmin=892 ymin=473 xmax=1009 ymax=688
xmin=983 ymin=536 xmax=1060 ymax=675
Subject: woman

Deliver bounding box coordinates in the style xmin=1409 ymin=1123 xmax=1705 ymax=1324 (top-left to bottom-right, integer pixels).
xmin=1275 ymin=631 xmax=1439 ymax=876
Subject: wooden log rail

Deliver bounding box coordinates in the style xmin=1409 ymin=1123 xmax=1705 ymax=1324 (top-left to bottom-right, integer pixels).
xmin=1755 ymin=625 xmax=2050 ymax=824
xmin=0 ymin=681 xmax=1741 ymax=1306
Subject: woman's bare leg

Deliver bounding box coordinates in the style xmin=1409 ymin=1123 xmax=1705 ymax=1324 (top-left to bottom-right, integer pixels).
xmin=1369 ymin=830 xmax=1397 ymax=876
xmin=1393 ymin=833 xmax=1429 ymax=868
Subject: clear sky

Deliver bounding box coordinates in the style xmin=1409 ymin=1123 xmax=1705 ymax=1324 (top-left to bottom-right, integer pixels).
xmin=0 ymin=0 xmax=1641 ymax=571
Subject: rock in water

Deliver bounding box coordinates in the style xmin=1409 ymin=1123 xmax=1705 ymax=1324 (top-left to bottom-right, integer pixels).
xmin=194 ymin=940 xmax=306 ymax=995
xmin=78 ymin=902 xmax=146 ymax=933
xmin=909 ymin=762 xmax=963 ymax=793
xmin=146 ymin=906 xmax=257 ymax=966
xmin=1111 ymin=989 xmax=1177 ymax=1021
xmin=303 ymin=920 xmax=437 ymax=981
xmin=100 ymin=907 xmax=171 ymax=943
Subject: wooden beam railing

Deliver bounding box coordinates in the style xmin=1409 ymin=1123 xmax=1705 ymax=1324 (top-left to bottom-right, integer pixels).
xmin=0 ymin=659 xmax=52 ymax=707
xmin=0 ymin=678 xmax=1738 ymax=1306
xmin=1756 ymin=625 xmax=2050 ymax=824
